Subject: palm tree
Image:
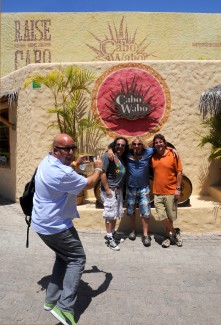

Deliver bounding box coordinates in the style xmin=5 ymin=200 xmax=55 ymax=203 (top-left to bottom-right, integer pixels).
xmin=24 ymin=65 xmax=106 ymax=154
xmin=198 ymin=84 xmax=221 ymax=160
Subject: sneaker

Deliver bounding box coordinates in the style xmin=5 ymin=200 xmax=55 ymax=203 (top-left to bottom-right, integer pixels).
xmin=162 ymin=238 xmax=171 ymax=248
xmin=50 ymin=306 xmax=76 ymax=325
xmin=104 ymin=232 xmax=125 ymax=243
xmin=44 ymin=302 xmax=54 ymax=311
xmin=142 ymin=235 xmax=151 ymax=247
xmin=128 ymin=230 xmax=137 ymax=241
xmin=174 ymin=228 xmax=183 ymax=247
xmin=106 ymin=237 xmax=120 ymax=251
xmin=113 ymin=231 xmax=125 ymax=243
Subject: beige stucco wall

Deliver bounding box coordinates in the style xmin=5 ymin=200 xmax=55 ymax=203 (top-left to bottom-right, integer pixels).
xmin=1 ymin=12 xmax=221 ymax=77
xmin=0 ymin=60 xmax=221 ymax=202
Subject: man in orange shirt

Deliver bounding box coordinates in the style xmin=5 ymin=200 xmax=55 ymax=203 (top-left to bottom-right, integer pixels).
xmin=151 ymin=134 xmax=183 ymax=248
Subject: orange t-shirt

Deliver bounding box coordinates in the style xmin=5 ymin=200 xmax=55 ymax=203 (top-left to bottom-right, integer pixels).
xmin=151 ymin=150 xmax=183 ymax=195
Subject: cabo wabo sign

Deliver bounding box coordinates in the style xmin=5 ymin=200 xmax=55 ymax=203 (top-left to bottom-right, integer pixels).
xmin=92 ymin=63 xmax=171 ymax=139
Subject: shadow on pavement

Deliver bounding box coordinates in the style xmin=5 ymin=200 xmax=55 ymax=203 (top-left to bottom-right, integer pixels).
xmin=154 ymin=233 xmax=165 ymax=245
xmin=37 ymin=265 xmax=113 ymax=323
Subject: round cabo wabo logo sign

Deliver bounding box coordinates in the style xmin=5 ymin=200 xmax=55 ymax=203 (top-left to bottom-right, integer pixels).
xmin=91 ymin=63 xmax=171 ymax=139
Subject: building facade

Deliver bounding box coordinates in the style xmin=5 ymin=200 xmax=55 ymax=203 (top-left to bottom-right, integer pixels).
xmin=1 ymin=12 xmax=221 ymax=203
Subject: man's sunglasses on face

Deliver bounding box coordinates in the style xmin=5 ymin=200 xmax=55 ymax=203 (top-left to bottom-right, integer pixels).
xmin=132 ymin=143 xmax=142 ymax=146
xmin=115 ymin=143 xmax=125 ymax=148
xmin=54 ymin=145 xmax=77 ymax=152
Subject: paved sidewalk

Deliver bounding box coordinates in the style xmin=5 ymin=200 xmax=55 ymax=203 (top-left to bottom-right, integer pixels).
xmin=1 ymin=196 xmax=221 ymax=325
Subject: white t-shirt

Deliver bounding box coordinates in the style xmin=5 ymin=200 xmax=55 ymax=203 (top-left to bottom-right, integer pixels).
xmin=32 ymin=153 xmax=87 ymax=235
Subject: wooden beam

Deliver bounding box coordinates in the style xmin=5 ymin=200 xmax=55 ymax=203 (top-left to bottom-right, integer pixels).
xmin=0 ymin=116 xmax=16 ymax=129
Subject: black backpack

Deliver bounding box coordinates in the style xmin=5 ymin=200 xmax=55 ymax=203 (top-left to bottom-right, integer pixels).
xmin=19 ymin=168 xmax=37 ymax=248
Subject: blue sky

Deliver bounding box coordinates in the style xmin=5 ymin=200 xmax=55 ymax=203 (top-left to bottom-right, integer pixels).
xmin=2 ymin=0 xmax=221 ymax=13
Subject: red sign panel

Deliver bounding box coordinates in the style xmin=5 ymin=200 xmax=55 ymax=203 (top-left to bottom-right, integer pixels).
xmin=92 ymin=63 xmax=171 ymax=139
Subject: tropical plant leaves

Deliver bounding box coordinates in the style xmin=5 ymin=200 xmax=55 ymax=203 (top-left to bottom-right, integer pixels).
xmin=198 ymin=112 xmax=221 ymax=160
xmin=24 ymin=65 xmax=106 ymax=154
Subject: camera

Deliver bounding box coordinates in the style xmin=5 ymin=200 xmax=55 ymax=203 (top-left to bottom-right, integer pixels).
xmin=89 ymin=155 xmax=95 ymax=162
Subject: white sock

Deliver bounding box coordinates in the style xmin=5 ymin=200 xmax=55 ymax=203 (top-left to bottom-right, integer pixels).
xmin=107 ymin=232 xmax=112 ymax=238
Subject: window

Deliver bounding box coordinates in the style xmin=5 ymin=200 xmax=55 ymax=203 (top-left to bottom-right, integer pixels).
xmin=0 ymin=109 xmax=10 ymax=167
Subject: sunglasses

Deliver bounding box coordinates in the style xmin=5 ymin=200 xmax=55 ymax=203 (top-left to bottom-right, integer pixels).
xmin=132 ymin=143 xmax=142 ymax=146
xmin=115 ymin=143 xmax=126 ymax=148
xmin=54 ymin=145 xmax=77 ymax=152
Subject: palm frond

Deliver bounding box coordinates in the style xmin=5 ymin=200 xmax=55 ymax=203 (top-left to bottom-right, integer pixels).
xmin=198 ymin=112 xmax=221 ymax=160
xmin=24 ymin=65 xmax=106 ymax=154
xmin=210 ymin=148 xmax=221 ymax=160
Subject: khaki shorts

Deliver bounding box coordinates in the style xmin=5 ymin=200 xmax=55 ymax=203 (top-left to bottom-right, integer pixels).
xmin=154 ymin=194 xmax=177 ymax=222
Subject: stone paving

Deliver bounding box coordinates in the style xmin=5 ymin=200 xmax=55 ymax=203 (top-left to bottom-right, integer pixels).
xmin=1 ymin=196 xmax=221 ymax=325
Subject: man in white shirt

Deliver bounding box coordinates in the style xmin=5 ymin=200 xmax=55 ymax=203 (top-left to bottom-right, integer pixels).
xmin=32 ymin=133 xmax=103 ymax=325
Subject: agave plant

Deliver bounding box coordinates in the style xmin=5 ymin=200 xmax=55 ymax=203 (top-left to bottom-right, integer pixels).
xmin=198 ymin=84 xmax=221 ymax=160
xmin=24 ymin=65 xmax=106 ymax=153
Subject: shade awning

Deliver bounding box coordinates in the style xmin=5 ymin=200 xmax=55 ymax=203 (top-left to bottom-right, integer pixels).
xmin=199 ymin=84 xmax=221 ymax=118
xmin=0 ymin=90 xmax=18 ymax=105
xmin=0 ymin=91 xmax=17 ymax=129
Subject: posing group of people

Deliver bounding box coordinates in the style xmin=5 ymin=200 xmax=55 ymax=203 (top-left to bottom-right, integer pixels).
xmin=101 ymin=134 xmax=183 ymax=251
xmin=31 ymin=132 xmax=183 ymax=325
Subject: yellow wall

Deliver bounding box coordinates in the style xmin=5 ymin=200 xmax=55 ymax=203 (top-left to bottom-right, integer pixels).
xmin=0 ymin=60 xmax=221 ymax=201
xmin=1 ymin=12 xmax=221 ymax=77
